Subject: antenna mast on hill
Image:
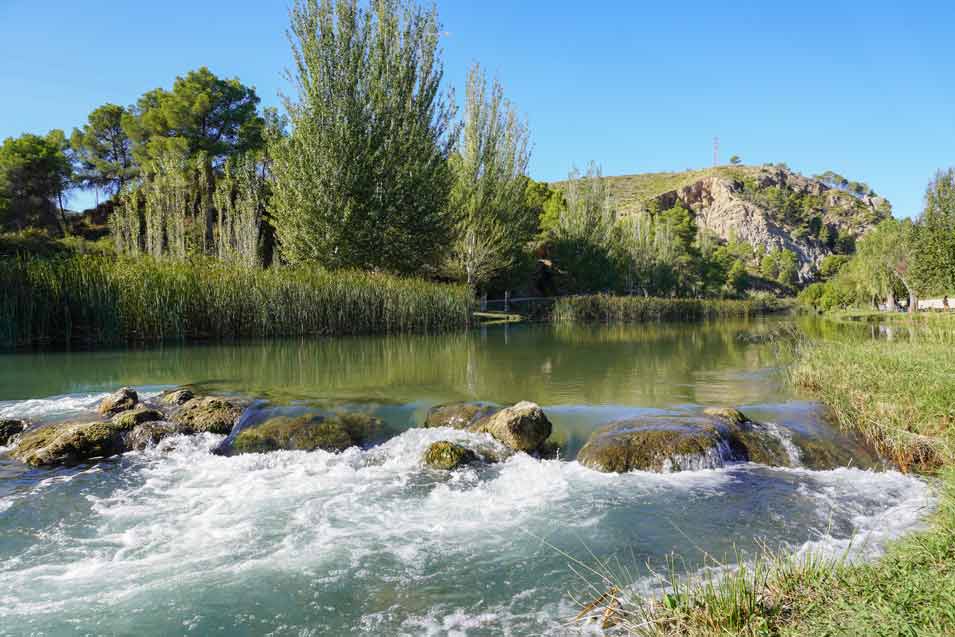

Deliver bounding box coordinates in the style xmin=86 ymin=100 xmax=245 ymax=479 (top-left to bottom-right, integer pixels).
xmin=713 ymin=136 xmax=719 ymax=166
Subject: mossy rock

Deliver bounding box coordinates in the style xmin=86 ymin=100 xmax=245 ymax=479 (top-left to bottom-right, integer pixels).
xmin=12 ymin=421 xmax=131 ymax=466
xmin=424 ymin=402 xmax=498 ymax=429
xmin=469 ymin=401 xmax=552 ymax=452
xmin=158 ymin=388 xmax=194 ymax=406
xmin=127 ymin=421 xmax=178 ymax=451
xmin=97 ymin=387 xmax=138 ymax=416
xmin=172 ymin=396 xmax=242 ymax=435
xmin=231 ymin=412 xmax=385 ymax=454
xmin=111 ymin=407 xmax=165 ymax=429
xmin=423 ymin=440 xmax=478 ymax=470
xmin=0 ymin=419 xmax=27 ymax=446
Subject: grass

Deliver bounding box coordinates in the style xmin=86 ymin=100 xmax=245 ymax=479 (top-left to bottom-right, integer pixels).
xmin=569 ymin=323 xmax=955 ymax=636
xmin=552 ymin=294 xmax=788 ymax=323
xmin=0 ymin=255 xmax=473 ymax=348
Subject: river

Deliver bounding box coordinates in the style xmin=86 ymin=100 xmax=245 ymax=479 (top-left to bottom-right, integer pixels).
xmin=0 ymin=319 xmax=934 ymax=635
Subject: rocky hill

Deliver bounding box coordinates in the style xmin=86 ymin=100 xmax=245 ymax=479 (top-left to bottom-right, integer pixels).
xmin=572 ymin=165 xmax=892 ymax=282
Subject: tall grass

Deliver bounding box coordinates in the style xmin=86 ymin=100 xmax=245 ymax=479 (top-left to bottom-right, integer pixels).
xmin=552 ymin=294 xmax=787 ymax=323
xmin=0 ymin=255 xmax=472 ymax=348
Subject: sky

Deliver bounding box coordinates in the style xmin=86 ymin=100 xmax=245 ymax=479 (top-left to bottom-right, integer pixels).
xmin=2 ymin=0 xmax=953 ymax=217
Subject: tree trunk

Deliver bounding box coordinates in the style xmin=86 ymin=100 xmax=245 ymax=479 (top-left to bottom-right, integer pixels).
xmin=908 ymin=292 xmax=918 ymax=314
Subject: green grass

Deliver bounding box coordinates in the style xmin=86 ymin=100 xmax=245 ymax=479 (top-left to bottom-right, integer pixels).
xmin=0 ymin=255 xmax=473 ymax=348
xmin=574 ymin=326 xmax=955 ymax=636
xmin=552 ymin=294 xmax=788 ymax=323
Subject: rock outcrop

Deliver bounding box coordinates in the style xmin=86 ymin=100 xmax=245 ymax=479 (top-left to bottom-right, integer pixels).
xmin=97 ymin=387 xmax=139 ymax=416
xmin=424 ymin=402 xmax=498 ymax=429
xmin=12 ymin=420 xmax=138 ymax=466
xmin=577 ymin=408 xmax=791 ymax=473
xmin=229 ymin=413 xmax=385 ymax=454
xmin=171 ymin=397 xmax=242 ymax=435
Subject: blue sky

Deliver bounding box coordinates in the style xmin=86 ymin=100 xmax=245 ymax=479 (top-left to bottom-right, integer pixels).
xmin=2 ymin=0 xmax=953 ymax=217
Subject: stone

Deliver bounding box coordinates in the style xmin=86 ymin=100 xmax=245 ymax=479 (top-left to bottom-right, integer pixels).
xmin=127 ymin=421 xmax=178 ymax=451
xmin=172 ymin=396 xmax=242 ymax=435
xmin=158 ymin=388 xmax=194 ymax=406
xmin=230 ymin=412 xmax=385 ymax=454
xmin=423 ymin=441 xmax=478 ymax=470
xmin=424 ymin=402 xmax=498 ymax=429
xmin=12 ymin=420 xmax=135 ymax=466
xmin=0 ymin=419 xmax=27 ymax=446
xmin=111 ymin=407 xmax=165 ymax=429
xmin=97 ymin=387 xmax=138 ymax=416
xmin=469 ymin=401 xmax=552 ymax=452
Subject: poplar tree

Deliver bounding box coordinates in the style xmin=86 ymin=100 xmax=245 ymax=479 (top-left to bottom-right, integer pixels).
xmin=271 ymin=0 xmax=457 ymax=274
xmin=445 ymin=64 xmax=531 ymax=288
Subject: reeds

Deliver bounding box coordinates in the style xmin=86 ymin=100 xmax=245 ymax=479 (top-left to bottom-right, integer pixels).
xmin=552 ymin=294 xmax=787 ymax=323
xmin=0 ymin=255 xmax=472 ymax=348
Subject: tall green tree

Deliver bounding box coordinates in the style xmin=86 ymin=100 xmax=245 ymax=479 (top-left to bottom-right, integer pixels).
xmin=271 ymin=0 xmax=458 ymax=274
xmin=854 ymin=218 xmax=918 ymax=311
xmin=912 ymin=168 xmax=955 ymax=294
xmin=0 ymin=131 xmax=73 ymax=232
xmin=445 ymin=64 xmax=531 ymax=288
xmin=70 ymin=103 xmax=136 ymax=196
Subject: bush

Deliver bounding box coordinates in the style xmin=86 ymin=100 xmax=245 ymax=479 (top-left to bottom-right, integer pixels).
xmin=552 ymin=293 xmax=786 ymax=323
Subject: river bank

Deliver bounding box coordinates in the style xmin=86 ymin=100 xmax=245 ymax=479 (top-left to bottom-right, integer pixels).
xmin=615 ymin=320 xmax=955 ymax=636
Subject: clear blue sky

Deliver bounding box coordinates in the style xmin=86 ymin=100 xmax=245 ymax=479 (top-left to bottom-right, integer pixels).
xmin=2 ymin=0 xmax=953 ymax=217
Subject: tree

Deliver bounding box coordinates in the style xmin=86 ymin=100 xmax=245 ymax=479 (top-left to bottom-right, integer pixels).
xmin=444 ymin=65 xmax=531 ymax=288
xmin=271 ymin=0 xmax=457 ymax=274
xmin=776 ymin=249 xmax=799 ymax=287
xmin=70 ymin=103 xmax=136 ymax=196
xmin=912 ymin=168 xmax=955 ymax=294
xmin=0 ymin=131 xmax=73 ymax=233
xmin=729 ymin=155 xmax=741 ymax=165
xmin=854 ymin=218 xmax=918 ymax=311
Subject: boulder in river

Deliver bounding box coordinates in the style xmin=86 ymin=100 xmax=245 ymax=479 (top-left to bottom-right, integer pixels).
xmin=424 ymin=402 xmax=498 ymax=429
xmin=157 ymin=388 xmax=195 ymax=406
xmin=111 ymin=407 xmax=165 ymax=429
xmin=127 ymin=421 xmax=179 ymax=451
xmin=423 ymin=440 xmax=479 ymax=470
xmin=97 ymin=387 xmax=139 ymax=416
xmin=230 ymin=412 xmax=384 ymax=454
xmin=172 ymin=397 xmax=242 ymax=435
xmin=577 ymin=408 xmax=791 ymax=473
xmin=12 ymin=419 xmax=139 ymax=466
xmin=469 ymin=401 xmax=553 ymax=453
xmin=0 ymin=419 xmax=27 ymax=446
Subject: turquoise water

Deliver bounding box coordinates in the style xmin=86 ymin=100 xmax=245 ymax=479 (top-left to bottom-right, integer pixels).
xmin=0 ymin=320 xmax=934 ymax=635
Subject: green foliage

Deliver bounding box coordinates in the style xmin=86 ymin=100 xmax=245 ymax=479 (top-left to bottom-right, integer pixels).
xmin=70 ymin=103 xmax=136 ymax=195
xmin=912 ymin=168 xmax=955 ymax=295
xmin=0 ymin=131 xmax=73 ymax=232
xmin=124 ymin=67 xmax=264 ymax=167
xmin=818 ymin=254 xmax=850 ymax=279
xmin=0 ymin=255 xmax=472 ymax=348
xmin=445 ymin=64 xmax=531 ymax=288
xmin=552 ymin=294 xmax=785 ymax=323
xmin=270 ymin=0 xmax=457 ymax=275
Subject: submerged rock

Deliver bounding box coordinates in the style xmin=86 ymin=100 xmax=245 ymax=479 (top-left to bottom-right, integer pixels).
xmin=0 ymin=419 xmax=27 ymax=446
xmin=97 ymin=387 xmax=139 ymax=416
xmin=127 ymin=421 xmax=178 ymax=451
xmin=423 ymin=440 xmax=478 ymax=470
xmin=469 ymin=401 xmax=552 ymax=452
xmin=157 ymin=388 xmax=194 ymax=406
xmin=172 ymin=397 xmax=242 ymax=435
xmin=424 ymin=402 xmax=498 ymax=429
xmin=577 ymin=408 xmax=791 ymax=473
xmin=12 ymin=419 xmax=139 ymax=466
xmin=230 ymin=412 xmax=385 ymax=454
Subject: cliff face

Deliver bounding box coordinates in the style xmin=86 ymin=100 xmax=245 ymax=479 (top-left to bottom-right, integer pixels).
xmin=612 ymin=165 xmax=891 ymax=282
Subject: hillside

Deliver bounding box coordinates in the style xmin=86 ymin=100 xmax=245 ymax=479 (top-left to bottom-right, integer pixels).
xmin=557 ymin=164 xmax=892 ymax=281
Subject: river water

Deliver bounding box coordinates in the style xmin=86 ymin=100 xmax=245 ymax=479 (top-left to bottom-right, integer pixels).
xmin=0 ymin=319 xmax=935 ymax=635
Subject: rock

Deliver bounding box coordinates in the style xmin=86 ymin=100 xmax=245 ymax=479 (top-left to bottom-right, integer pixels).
xmin=111 ymin=407 xmax=165 ymax=429
xmin=172 ymin=397 xmax=242 ymax=435
xmin=97 ymin=387 xmax=138 ymax=416
xmin=423 ymin=441 xmax=478 ymax=470
xmin=424 ymin=402 xmax=498 ymax=429
xmin=158 ymin=388 xmax=194 ymax=406
xmin=126 ymin=421 xmax=178 ymax=451
xmin=577 ymin=408 xmax=791 ymax=473
xmin=12 ymin=420 xmax=137 ymax=466
xmin=469 ymin=401 xmax=552 ymax=452
xmin=230 ymin=412 xmax=384 ymax=454
xmin=0 ymin=419 xmax=27 ymax=446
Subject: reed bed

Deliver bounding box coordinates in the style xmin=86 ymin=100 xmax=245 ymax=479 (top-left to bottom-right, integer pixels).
xmin=552 ymin=294 xmax=787 ymax=323
xmin=0 ymin=255 xmax=472 ymax=348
